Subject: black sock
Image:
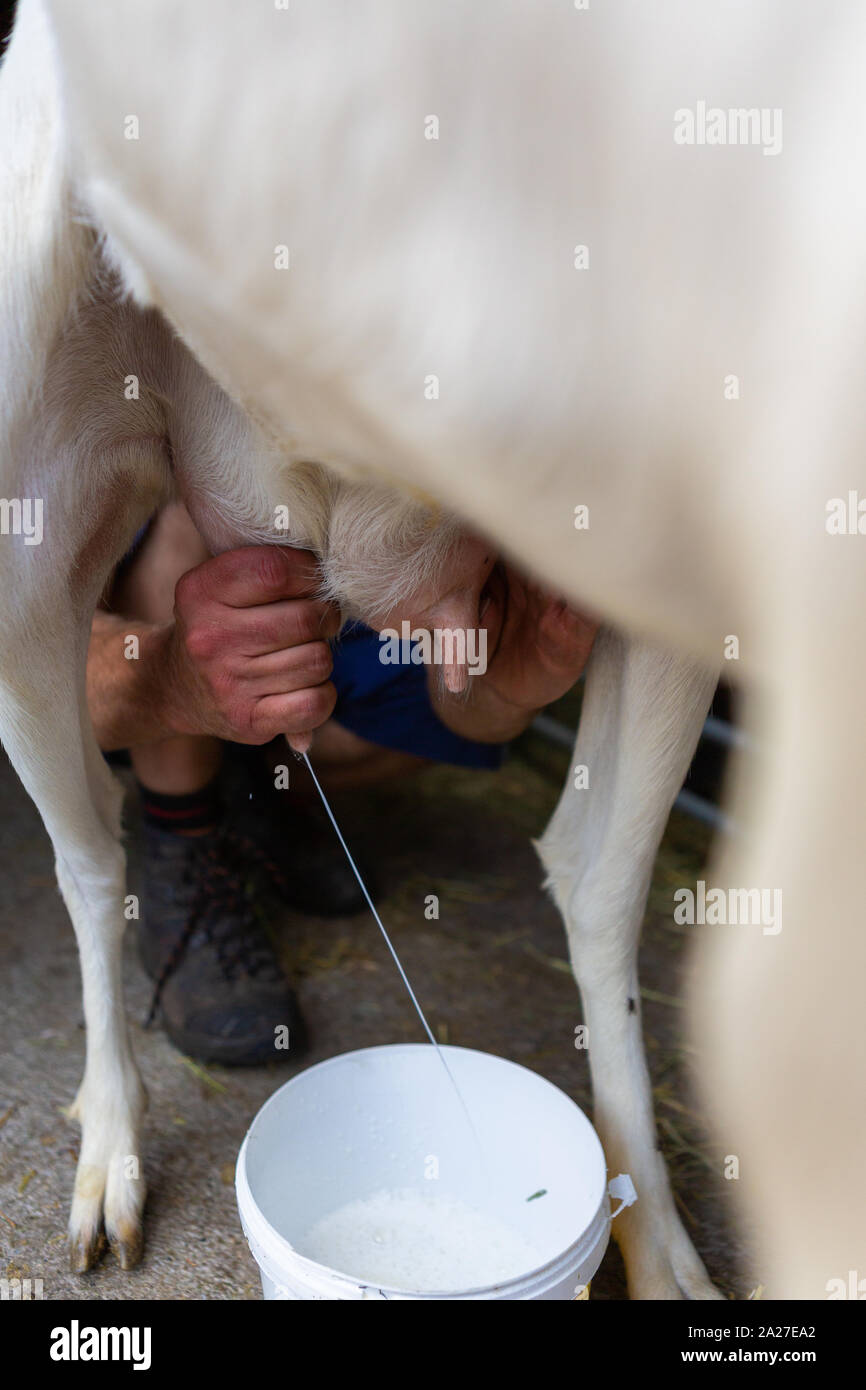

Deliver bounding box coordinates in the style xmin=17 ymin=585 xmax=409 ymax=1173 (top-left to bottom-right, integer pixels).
xmin=138 ymin=776 xmax=223 ymax=835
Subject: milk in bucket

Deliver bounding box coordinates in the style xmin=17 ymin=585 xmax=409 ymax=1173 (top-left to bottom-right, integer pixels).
xmin=236 ymin=1043 xmax=636 ymax=1300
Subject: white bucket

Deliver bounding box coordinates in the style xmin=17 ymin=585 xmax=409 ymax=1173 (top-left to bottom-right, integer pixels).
xmin=236 ymin=1043 xmax=635 ymax=1300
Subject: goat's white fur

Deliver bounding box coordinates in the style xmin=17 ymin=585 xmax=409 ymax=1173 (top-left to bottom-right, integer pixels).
xmin=2 ymin=0 xmax=864 ymax=1295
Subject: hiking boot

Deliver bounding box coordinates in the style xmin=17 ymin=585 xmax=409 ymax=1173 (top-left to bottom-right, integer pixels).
xmin=223 ymin=744 xmax=376 ymax=917
xmin=139 ymin=823 xmax=307 ymax=1066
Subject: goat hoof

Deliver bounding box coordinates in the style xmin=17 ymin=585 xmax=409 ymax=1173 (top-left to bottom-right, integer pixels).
xmin=109 ymin=1222 xmax=144 ymax=1271
xmin=69 ymin=1228 xmax=106 ymax=1273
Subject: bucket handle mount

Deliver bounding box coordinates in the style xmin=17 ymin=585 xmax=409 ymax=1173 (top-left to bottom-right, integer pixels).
xmin=608 ymin=1173 xmax=638 ymax=1220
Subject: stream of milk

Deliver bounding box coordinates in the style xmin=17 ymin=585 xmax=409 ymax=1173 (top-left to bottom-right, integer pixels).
xmin=300 ymin=753 xmax=528 ymax=1290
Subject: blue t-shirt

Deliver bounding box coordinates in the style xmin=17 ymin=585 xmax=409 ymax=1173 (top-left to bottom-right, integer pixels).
xmin=330 ymin=623 xmax=505 ymax=770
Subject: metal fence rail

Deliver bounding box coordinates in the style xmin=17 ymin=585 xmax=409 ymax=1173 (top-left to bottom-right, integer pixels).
xmin=530 ymin=705 xmax=741 ymax=835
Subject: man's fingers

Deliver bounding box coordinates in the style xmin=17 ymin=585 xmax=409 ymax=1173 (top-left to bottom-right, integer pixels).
xmin=185 ymin=600 xmax=340 ymax=665
xmin=232 ymin=640 xmax=334 ymax=691
xmin=180 ymin=545 xmax=324 ymax=609
xmin=229 ymin=599 xmax=340 ymax=653
xmin=250 ymin=682 xmax=337 ymax=742
xmin=536 ymin=600 xmax=600 ymax=673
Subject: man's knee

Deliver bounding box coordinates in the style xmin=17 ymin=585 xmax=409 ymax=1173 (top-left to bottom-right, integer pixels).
xmin=112 ymin=503 xmax=210 ymax=623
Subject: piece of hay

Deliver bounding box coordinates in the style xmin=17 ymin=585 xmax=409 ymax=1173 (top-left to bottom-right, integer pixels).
xmin=179 ymin=1056 xmax=228 ymax=1094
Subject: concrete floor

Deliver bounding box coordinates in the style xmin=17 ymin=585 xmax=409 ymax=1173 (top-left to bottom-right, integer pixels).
xmin=0 ymin=741 xmax=754 ymax=1300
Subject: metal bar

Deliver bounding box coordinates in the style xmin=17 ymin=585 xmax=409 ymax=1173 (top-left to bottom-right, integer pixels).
xmin=528 ymin=712 xmax=741 ymax=834
xmin=673 ymin=787 xmax=735 ymax=836
xmin=702 ymin=713 xmax=753 ymax=753
xmin=530 ymin=710 xmax=749 ymax=757
xmin=530 ymin=712 xmax=577 ymax=749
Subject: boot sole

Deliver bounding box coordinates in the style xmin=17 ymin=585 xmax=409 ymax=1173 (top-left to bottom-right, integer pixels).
xmin=161 ymin=1013 xmax=310 ymax=1068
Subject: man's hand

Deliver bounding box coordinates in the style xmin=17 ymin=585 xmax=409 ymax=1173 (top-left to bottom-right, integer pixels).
xmin=479 ymin=562 xmax=599 ymax=715
xmin=88 ymin=547 xmax=340 ymax=753
xmin=162 ymin=547 xmax=340 ymax=751
xmin=428 ymin=560 xmax=599 ymax=743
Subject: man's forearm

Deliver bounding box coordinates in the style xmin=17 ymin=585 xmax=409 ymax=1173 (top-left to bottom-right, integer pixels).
xmin=87 ymin=610 xmax=177 ymax=750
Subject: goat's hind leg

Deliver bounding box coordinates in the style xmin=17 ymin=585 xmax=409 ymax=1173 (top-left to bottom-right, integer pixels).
xmin=0 ymin=575 xmax=148 ymax=1269
xmin=0 ymin=451 xmax=166 ymax=1270
xmin=0 ymin=0 xmax=172 ymax=1270
xmin=62 ymin=749 xmax=147 ymax=1273
xmin=537 ymin=628 xmax=720 ymax=1298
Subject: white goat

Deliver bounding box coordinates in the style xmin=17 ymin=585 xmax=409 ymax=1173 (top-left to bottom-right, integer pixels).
xmin=1 ymin=0 xmax=864 ymax=1299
